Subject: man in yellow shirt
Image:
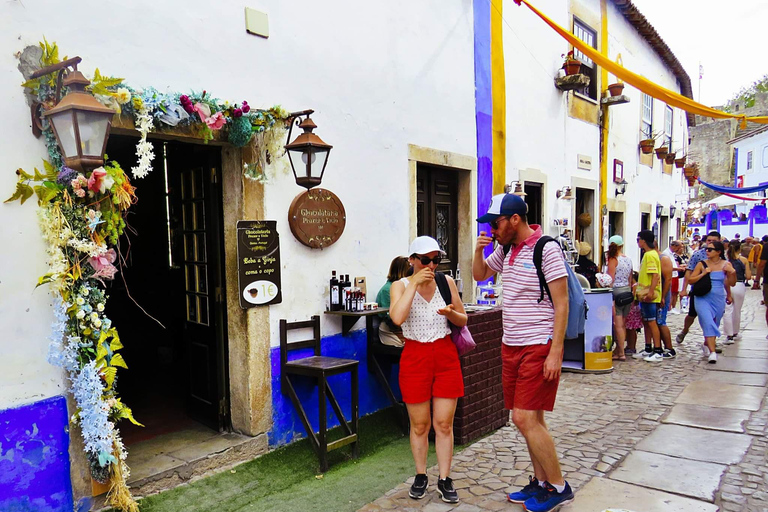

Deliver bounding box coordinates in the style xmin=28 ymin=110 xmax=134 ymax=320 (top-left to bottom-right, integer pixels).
xmin=634 ymin=230 xmax=663 ymax=363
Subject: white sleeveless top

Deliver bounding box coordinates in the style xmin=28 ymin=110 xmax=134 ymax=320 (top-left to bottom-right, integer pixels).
xmin=399 ymin=277 xmax=451 ymax=343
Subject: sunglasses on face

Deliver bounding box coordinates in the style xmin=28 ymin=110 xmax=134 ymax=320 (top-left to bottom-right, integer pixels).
xmin=490 ymin=216 xmax=509 ymax=230
xmin=705 ymin=247 xmax=717 ymax=252
xmin=417 ymin=255 xmax=442 ymax=265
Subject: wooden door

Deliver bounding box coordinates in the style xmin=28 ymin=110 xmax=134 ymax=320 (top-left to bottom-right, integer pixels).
xmin=416 ymin=165 xmax=458 ymax=276
xmin=167 ymin=143 xmax=229 ymax=431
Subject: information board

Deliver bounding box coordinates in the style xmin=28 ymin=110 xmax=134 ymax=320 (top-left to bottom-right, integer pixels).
xmin=237 ymin=220 xmax=282 ymax=308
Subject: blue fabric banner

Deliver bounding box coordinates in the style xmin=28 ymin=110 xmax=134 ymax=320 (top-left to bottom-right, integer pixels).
xmin=698 ymin=178 xmax=768 ymax=195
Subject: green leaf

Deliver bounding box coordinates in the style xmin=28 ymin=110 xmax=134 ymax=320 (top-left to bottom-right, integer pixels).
xmin=43 ymin=160 xmax=58 ymax=179
xmin=103 ymin=367 xmax=117 ymax=388
xmin=42 ymin=180 xmax=58 ymax=189
xmin=109 ymin=330 xmax=123 ymax=352
xmin=116 ymin=403 xmax=143 ymax=427
xmin=33 ymin=167 xmax=46 ymax=181
xmin=16 ymin=168 xmax=33 ymax=180
xmin=5 ymin=182 xmax=33 ymax=204
xmin=110 ymin=353 xmax=128 ymax=369
xmin=35 ymin=273 xmax=55 ymax=288
xmin=95 ymin=340 xmax=108 ymax=363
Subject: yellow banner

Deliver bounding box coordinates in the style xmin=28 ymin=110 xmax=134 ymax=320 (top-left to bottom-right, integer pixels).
xmin=514 ymin=0 xmax=768 ymax=129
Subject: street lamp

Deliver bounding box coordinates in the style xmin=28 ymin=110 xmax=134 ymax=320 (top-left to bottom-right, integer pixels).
xmin=656 ymin=203 xmax=664 ymax=218
xmin=285 ymin=110 xmax=332 ymax=189
xmin=615 ymin=179 xmax=628 ymax=197
xmin=31 ymin=57 xmax=115 ymax=172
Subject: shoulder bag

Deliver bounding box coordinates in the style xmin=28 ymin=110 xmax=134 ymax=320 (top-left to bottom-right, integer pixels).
xmin=691 ymin=261 xmax=712 ymax=297
xmin=435 ymin=272 xmax=476 ymax=356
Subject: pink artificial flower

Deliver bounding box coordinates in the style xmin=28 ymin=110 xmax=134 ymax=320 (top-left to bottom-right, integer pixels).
xmin=89 ymin=248 xmax=118 ymax=280
xmin=241 ymin=101 xmax=250 ymax=114
xmin=193 ymin=102 xmax=211 ymax=123
xmin=205 ymin=112 xmax=226 ymax=130
xmin=87 ymin=167 xmax=107 ymax=193
xmin=232 ymin=108 xmax=243 ymax=118
xmin=74 ymin=188 xmax=86 ymax=198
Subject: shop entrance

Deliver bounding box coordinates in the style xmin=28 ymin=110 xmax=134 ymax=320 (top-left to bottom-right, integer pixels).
xmin=641 ymin=212 xmax=650 ymax=231
xmin=105 ymin=135 xmax=230 ymax=447
xmin=416 ymin=164 xmax=459 ymax=276
xmin=575 ymin=187 xmax=595 ymax=256
xmin=524 ymin=182 xmax=543 ymax=226
xmin=608 ymin=211 xmax=624 ymax=239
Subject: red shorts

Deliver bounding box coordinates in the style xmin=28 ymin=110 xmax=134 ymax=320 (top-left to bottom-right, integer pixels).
xmin=502 ymin=342 xmax=560 ymax=411
xmin=399 ymin=336 xmax=464 ymax=404
xmin=671 ymin=277 xmax=680 ymax=292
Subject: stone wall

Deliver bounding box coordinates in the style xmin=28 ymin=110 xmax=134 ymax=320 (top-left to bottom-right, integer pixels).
xmin=689 ymin=92 xmax=768 ymax=201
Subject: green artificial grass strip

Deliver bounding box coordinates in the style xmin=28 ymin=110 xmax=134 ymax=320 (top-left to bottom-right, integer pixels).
xmin=133 ymin=409 xmax=427 ymax=512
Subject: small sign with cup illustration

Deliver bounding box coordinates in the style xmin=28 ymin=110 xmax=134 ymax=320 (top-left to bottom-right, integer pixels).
xmin=237 ymin=220 xmax=283 ymax=308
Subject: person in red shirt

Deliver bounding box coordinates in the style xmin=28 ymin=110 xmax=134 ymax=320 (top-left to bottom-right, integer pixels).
xmin=473 ymin=193 xmax=573 ymax=512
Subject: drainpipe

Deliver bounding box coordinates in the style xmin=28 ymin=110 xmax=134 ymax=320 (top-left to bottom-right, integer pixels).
xmin=598 ymin=0 xmax=609 ymax=257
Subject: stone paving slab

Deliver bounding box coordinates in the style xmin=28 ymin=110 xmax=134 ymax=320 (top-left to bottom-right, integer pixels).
xmin=663 ymin=403 xmax=750 ymax=433
xmin=674 ymin=380 xmax=767 ymax=411
xmin=722 ymin=348 xmax=768 ymax=358
xmin=706 ymin=357 xmax=768 ymax=374
xmin=610 ymin=450 xmax=727 ymax=502
xmin=636 ymin=424 xmax=753 ymax=464
xmin=705 ymin=371 xmax=768 ymax=387
xmin=559 ymin=477 xmax=719 ymax=512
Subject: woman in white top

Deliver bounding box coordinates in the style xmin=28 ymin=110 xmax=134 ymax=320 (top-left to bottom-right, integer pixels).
xmin=390 ymin=236 xmax=467 ymax=504
xmin=606 ymin=235 xmax=634 ymax=361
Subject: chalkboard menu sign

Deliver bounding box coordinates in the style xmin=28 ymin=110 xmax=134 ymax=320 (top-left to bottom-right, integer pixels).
xmin=237 ymin=220 xmax=282 ymax=308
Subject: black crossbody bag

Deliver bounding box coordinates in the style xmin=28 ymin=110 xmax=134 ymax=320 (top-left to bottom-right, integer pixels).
xmin=691 ymin=261 xmax=712 ymax=297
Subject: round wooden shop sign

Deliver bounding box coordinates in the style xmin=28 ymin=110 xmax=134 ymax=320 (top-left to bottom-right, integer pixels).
xmin=288 ymin=188 xmax=346 ymax=249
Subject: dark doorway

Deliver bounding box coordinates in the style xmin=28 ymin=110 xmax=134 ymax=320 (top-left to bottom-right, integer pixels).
xmin=106 ymin=135 xmax=229 ymax=446
xmin=641 ymin=212 xmax=650 ymax=231
xmin=416 ymin=164 xmax=459 ymax=277
xmin=608 ymin=212 xmax=624 ymax=239
xmin=524 ymin=182 xmax=543 ymax=226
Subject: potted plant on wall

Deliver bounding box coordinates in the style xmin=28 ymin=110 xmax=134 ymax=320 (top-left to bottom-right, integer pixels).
xmin=655 ymin=145 xmax=669 ymax=160
xmin=562 ymin=50 xmax=582 ymax=76
xmin=665 ymin=151 xmax=676 ymax=165
xmin=607 ymin=81 xmax=625 ymax=97
xmin=675 ymin=154 xmax=687 ymax=168
xmin=639 ymin=131 xmax=662 ymax=155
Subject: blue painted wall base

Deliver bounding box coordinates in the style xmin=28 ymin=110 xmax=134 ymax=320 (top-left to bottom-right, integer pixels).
xmin=0 ymin=396 xmax=73 ymax=512
xmin=269 ymin=330 xmax=401 ymax=447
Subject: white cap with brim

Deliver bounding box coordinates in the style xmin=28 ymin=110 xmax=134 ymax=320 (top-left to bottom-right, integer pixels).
xmin=477 ymin=193 xmax=528 ymax=223
xmin=409 ymin=236 xmax=445 ymax=256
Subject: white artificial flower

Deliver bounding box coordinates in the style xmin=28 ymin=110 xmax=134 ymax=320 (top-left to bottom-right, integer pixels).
xmin=115 ymin=88 xmax=131 ymax=104
xmin=96 ymin=303 xmax=105 ymax=312
xmin=93 ymin=319 xmax=102 ymax=328
xmin=76 ymin=310 xmax=86 ymax=320
xmin=76 ymin=297 xmax=85 ymax=305
xmin=90 ymin=312 xmax=99 ymax=322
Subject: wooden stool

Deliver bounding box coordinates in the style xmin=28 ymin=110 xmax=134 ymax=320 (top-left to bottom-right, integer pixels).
xmin=280 ymin=315 xmax=359 ymax=471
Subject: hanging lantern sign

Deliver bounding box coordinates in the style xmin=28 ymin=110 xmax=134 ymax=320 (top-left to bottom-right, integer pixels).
xmin=288 ymin=188 xmax=346 ymax=249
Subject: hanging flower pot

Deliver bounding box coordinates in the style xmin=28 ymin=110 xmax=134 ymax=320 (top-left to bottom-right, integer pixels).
xmin=607 ymin=82 xmax=625 ymax=97
xmin=684 ymin=165 xmax=695 ymax=177
xmin=655 ymin=147 xmax=668 ymax=160
xmin=561 ymin=51 xmax=582 ymax=76
xmin=639 ymin=139 xmax=655 ymax=154
xmin=675 ymin=156 xmax=686 ymax=168
xmin=665 ymin=151 xmax=676 ymax=165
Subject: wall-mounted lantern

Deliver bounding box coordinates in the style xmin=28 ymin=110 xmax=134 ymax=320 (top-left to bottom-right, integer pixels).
xmin=31 ymin=57 xmax=115 ymax=172
xmin=669 ymin=204 xmax=677 ymax=218
xmin=615 ymin=179 xmax=628 ymax=197
xmin=285 ymin=110 xmax=332 ymax=189
xmin=656 ymin=202 xmax=664 ymax=218
xmin=556 ymin=186 xmax=573 ymax=200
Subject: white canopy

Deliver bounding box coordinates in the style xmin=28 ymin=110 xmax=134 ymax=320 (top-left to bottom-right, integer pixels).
xmin=702 ymin=193 xmax=763 ymax=208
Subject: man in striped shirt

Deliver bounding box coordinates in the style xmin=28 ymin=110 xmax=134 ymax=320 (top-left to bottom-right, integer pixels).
xmin=473 ymin=193 xmax=573 ymax=512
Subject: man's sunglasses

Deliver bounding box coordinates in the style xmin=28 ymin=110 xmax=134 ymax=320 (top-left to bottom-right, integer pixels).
xmin=416 ymin=255 xmax=442 ymax=265
xmin=490 ymin=216 xmax=509 ymax=230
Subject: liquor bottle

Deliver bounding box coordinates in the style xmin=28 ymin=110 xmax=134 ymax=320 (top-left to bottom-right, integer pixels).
xmin=330 ymin=271 xmax=340 ymax=311
xmin=455 ymin=265 xmax=463 ymax=300
xmin=340 ymin=274 xmax=350 ymax=305
xmin=355 ymin=290 xmax=362 ymax=312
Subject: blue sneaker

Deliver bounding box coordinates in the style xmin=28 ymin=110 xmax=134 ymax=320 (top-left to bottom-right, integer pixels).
xmin=508 ymin=475 xmax=544 ymax=504
xmin=523 ymin=481 xmax=574 ymax=512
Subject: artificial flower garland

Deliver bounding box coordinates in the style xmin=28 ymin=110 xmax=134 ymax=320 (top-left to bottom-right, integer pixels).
xmin=8 ymin=39 xmax=289 ymax=511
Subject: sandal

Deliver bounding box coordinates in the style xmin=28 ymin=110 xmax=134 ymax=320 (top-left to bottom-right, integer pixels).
xmin=612 ymin=355 xmax=626 ymax=361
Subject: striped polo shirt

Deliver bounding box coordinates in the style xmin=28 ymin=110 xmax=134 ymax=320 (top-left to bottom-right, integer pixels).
xmin=486 ymin=225 xmax=568 ymax=347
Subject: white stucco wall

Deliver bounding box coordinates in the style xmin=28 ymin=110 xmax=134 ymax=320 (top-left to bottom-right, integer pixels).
xmin=0 ymin=0 xmax=477 ymax=372
xmin=500 ymin=0 xmax=689 ymax=268
xmin=735 ymin=130 xmax=768 ymax=188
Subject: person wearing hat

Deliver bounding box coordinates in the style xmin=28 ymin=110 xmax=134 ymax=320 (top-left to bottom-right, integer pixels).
xmin=606 ymin=235 xmax=633 ymax=361
xmin=574 ymin=240 xmax=598 ymax=289
xmin=472 ymin=193 xmax=574 ymax=511
xmin=389 ymin=235 xmax=466 ymax=503
xmin=634 ymin=230 xmax=663 ymax=362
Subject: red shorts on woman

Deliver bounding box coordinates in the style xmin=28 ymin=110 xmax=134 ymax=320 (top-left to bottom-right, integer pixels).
xmin=399 ymin=335 xmax=464 ymax=404
xmin=502 ymin=341 xmax=559 ymax=411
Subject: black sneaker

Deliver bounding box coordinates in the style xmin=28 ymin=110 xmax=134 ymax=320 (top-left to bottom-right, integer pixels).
xmin=662 ymin=349 xmax=676 ymax=359
xmin=409 ymin=474 xmax=428 ymax=499
xmin=437 ymin=477 xmax=459 ymax=503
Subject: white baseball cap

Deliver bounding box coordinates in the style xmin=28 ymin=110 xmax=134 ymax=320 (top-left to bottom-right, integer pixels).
xmin=408 ymin=236 xmax=445 ymax=256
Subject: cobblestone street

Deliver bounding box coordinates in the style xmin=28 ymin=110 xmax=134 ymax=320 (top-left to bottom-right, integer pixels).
xmin=360 ymin=290 xmax=768 ymax=512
